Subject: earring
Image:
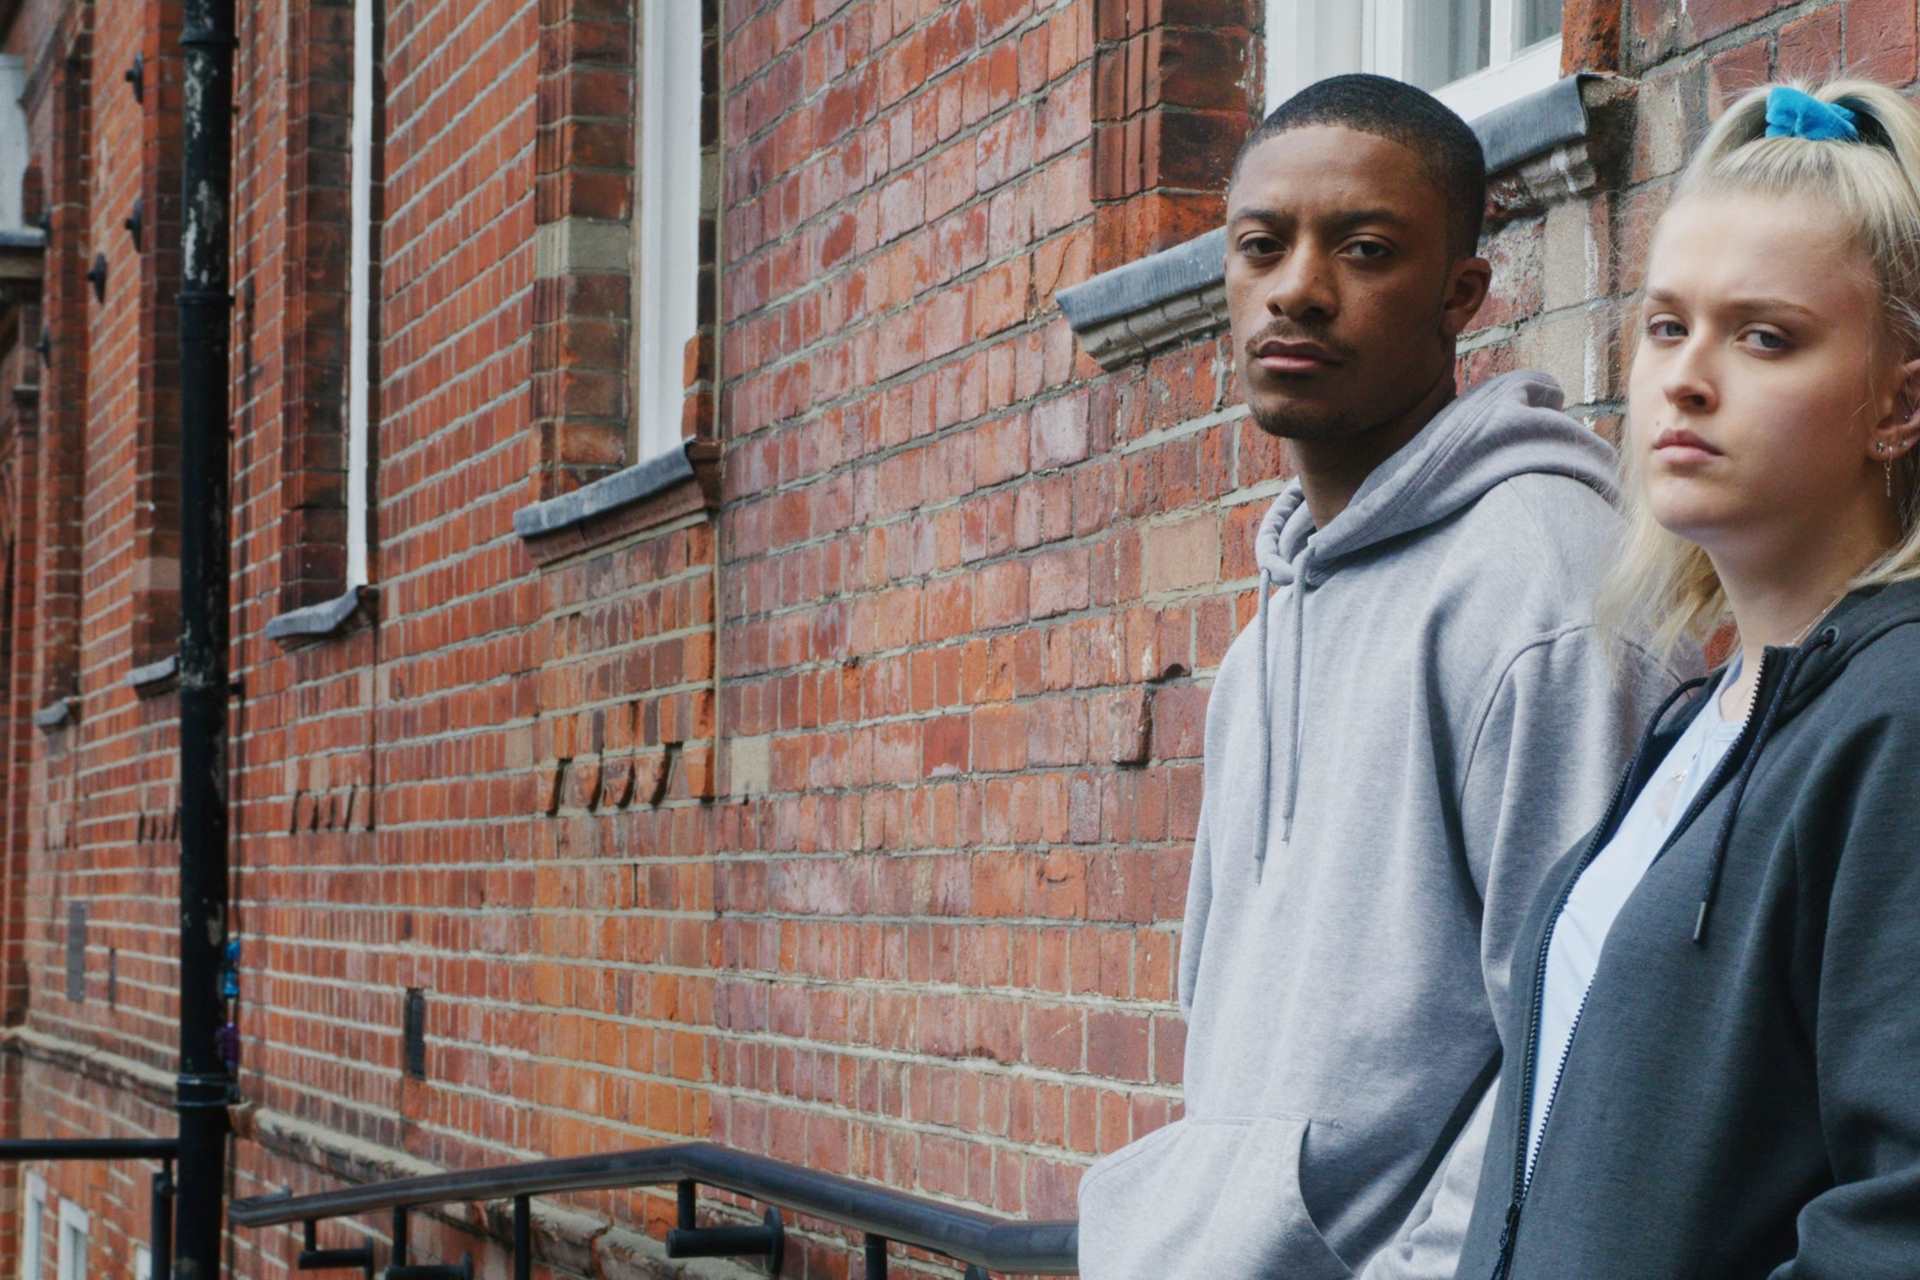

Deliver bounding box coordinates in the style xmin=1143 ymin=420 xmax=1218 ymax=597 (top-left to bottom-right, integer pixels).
xmin=1882 ymin=441 xmax=1897 ymax=499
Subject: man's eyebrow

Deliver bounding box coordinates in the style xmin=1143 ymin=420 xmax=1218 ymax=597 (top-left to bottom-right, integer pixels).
xmin=1227 ymin=205 xmax=1287 ymax=226
xmin=1226 ymin=206 xmax=1411 ymax=230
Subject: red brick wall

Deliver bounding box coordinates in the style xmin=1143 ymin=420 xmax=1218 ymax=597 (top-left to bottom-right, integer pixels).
xmin=1 ymin=2 xmax=1911 ymax=1280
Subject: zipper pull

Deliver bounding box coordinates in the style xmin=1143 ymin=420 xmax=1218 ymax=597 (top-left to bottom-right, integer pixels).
xmin=1490 ymin=1200 xmax=1521 ymax=1280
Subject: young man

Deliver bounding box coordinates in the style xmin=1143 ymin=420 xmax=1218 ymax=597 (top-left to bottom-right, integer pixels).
xmin=1075 ymin=76 xmax=1694 ymax=1279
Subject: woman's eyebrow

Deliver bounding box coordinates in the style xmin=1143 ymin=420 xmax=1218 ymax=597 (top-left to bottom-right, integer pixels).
xmin=1643 ymin=287 xmax=1820 ymax=320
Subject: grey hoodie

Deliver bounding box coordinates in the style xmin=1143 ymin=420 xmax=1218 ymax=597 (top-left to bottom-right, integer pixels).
xmin=1075 ymin=372 xmax=1694 ymax=1279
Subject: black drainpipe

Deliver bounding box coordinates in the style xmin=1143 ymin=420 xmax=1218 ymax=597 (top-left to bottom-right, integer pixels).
xmin=176 ymin=0 xmax=235 ymax=1274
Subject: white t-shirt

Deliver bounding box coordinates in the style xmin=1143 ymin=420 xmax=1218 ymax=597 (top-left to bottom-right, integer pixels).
xmin=1524 ymin=666 xmax=1745 ymax=1179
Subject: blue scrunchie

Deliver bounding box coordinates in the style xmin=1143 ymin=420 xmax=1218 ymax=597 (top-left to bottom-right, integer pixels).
xmin=1765 ymin=86 xmax=1859 ymax=141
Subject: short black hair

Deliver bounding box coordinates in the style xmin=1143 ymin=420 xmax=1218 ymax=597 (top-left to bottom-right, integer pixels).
xmin=1233 ymin=74 xmax=1488 ymax=257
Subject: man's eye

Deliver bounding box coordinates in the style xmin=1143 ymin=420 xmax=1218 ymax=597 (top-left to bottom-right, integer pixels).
xmin=1343 ymin=240 xmax=1391 ymax=260
xmin=1239 ymin=235 xmax=1282 ymax=257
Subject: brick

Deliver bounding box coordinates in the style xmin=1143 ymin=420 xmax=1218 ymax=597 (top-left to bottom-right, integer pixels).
xmin=1141 ymin=514 xmax=1220 ymax=594
xmin=1846 ymin=0 xmax=1919 ymax=84
xmin=1778 ymin=9 xmax=1843 ymax=80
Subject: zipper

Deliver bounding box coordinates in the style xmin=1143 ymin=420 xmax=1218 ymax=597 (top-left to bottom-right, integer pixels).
xmin=1490 ymin=653 xmax=1775 ymax=1280
xmin=1523 ymin=985 xmax=1590 ymax=1192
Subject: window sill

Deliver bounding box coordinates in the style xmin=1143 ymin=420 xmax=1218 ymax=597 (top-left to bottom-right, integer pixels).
xmin=127 ymin=655 xmax=178 ymax=694
xmin=514 ymin=439 xmax=720 ymax=565
xmin=33 ymin=697 xmax=75 ymax=730
xmin=1059 ymin=74 xmax=1618 ymax=370
xmin=265 ymin=585 xmax=374 ymax=646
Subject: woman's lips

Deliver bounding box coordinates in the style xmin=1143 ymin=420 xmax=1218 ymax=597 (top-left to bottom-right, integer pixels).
xmin=1653 ymin=428 xmax=1722 ymax=463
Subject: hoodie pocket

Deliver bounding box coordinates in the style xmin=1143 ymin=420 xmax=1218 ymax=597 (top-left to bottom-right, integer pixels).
xmin=1076 ymin=1114 xmax=1353 ymax=1280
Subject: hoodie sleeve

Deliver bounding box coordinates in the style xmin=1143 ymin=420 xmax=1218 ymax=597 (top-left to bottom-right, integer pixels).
xmin=1358 ymin=626 xmax=1679 ymax=1280
xmin=1456 ymin=626 xmax=1677 ymax=1040
xmin=1767 ymin=715 xmax=1920 ymax=1279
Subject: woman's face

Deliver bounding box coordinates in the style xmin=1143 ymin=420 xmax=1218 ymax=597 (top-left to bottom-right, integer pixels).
xmin=1629 ymin=191 xmax=1901 ymax=558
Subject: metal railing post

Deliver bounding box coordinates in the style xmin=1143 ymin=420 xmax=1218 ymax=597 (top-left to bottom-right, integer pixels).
xmin=512 ymin=1197 xmax=530 ymax=1280
xmin=149 ymin=1164 xmax=174 ymax=1280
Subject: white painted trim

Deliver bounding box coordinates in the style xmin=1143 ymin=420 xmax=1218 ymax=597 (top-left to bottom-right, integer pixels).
xmin=1431 ymin=36 xmax=1564 ymax=122
xmin=54 ymin=1201 xmax=86 ymax=1280
xmin=1490 ymin=0 xmax=1519 ymax=65
xmin=0 ymin=56 xmax=26 ymax=232
xmin=20 ymin=1173 xmax=45 ymax=1280
xmin=633 ymin=0 xmax=704 ymax=461
xmin=131 ymin=1247 xmax=149 ymax=1280
xmin=346 ymin=0 xmax=376 ymax=587
xmin=1264 ymin=0 xmax=1564 ymax=124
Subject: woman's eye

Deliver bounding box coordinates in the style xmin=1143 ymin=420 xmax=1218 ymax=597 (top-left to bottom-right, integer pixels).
xmin=1646 ymin=318 xmax=1685 ymax=340
xmin=1742 ymin=328 xmax=1790 ymax=352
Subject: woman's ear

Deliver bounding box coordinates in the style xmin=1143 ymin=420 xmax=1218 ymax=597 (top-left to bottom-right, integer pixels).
xmin=1885 ymin=357 xmax=1920 ymax=456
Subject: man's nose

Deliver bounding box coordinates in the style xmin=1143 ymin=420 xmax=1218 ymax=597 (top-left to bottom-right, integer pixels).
xmin=1265 ymin=246 xmax=1337 ymax=322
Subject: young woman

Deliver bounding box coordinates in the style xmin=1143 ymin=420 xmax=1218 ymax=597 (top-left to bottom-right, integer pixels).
xmin=1453 ymin=79 xmax=1920 ymax=1279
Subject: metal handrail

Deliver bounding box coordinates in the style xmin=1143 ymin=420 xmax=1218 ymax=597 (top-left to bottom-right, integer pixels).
xmin=0 ymin=1138 xmax=178 ymax=1159
xmin=230 ymin=1140 xmax=1078 ymax=1275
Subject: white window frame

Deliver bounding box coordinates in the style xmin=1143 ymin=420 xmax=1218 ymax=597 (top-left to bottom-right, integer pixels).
xmin=19 ymin=1173 xmax=45 ymax=1280
xmin=53 ymin=1201 xmax=85 ymax=1280
xmin=0 ymin=55 xmax=27 ymax=233
xmin=1265 ymin=0 xmax=1564 ymax=123
xmin=632 ymin=0 xmax=705 ymax=463
xmin=346 ymin=0 xmax=377 ymax=587
xmin=130 ymin=1247 xmax=148 ymax=1280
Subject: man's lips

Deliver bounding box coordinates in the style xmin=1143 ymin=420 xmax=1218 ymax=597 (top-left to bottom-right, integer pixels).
xmin=1252 ymin=340 xmax=1342 ymax=374
xmin=1652 ymin=427 xmax=1722 ymax=460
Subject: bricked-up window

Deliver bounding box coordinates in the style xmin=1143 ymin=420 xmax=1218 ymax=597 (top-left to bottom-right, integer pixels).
xmin=631 ymin=0 xmax=705 ymax=463
xmin=346 ymin=0 xmax=379 ymax=585
xmin=1266 ymin=0 xmax=1564 ymax=119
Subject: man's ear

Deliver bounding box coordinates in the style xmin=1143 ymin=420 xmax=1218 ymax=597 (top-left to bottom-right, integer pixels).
xmin=1441 ymin=256 xmax=1492 ymax=338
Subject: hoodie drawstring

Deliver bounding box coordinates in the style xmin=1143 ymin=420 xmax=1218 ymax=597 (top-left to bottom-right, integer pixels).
xmin=1252 ymin=566 xmax=1306 ymax=882
xmin=1692 ymin=628 xmax=1836 ymax=945
xmin=1278 ymin=574 xmax=1306 ymax=848
xmin=1254 ymin=568 xmax=1272 ymax=882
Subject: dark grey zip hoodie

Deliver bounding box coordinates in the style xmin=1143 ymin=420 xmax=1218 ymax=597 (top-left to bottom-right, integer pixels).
xmin=1457 ymin=577 xmax=1920 ymax=1280
xmin=1076 ymin=373 xmax=1690 ymax=1279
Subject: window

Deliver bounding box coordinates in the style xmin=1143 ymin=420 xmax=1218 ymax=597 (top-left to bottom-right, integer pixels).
xmin=346 ymin=0 xmax=380 ymax=587
xmin=1266 ymin=0 xmax=1564 ymax=122
xmin=631 ymin=0 xmax=705 ymax=462
xmin=19 ymin=1174 xmax=44 ymax=1280
xmin=0 ymin=55 xmax=27 ymax=232
xmin=53 ymin=1201 xmax=84 ymax=1280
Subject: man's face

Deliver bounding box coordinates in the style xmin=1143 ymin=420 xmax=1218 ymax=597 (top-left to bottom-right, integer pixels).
xmin=1224 ymin=124 xmax=1484 ymax=441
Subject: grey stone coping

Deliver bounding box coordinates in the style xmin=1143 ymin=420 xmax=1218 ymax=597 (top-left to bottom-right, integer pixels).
xmin=1057 ymin=75 xmax=1598 ymax=369
xmin=265 ymin=585 xmax=370 ymax=643
xmin=0 ymin=228 xmax=46 ymax=251
xmin=512 ymin=440 xmax=696 ymax=541
xmin=32 ymin=697 xmax=75 ymax=730
xmin=126 ymin=654 xmax=178 ymax=692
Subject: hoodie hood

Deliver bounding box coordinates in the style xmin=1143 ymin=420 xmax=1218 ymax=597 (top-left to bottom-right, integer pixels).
xmin=1255 ymin=371 xmax=1618 ymax=587
xmin=1249 ymin=371 xmax=1623 ymax=873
